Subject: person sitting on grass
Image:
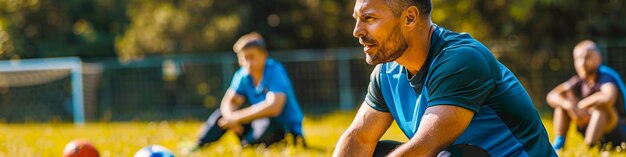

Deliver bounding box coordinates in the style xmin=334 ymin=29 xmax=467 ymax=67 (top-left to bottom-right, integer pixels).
xmin=194 ymin=32 xmax=305 ymax=149
xmin=547 ymin=40 xmax=626 ymax=151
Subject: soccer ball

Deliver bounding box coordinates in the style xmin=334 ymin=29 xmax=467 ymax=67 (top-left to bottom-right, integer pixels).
xmin=134 ymin=145 xmax=175 ymax=157
xmin=62 ymin=139 xmax=99 ymax=157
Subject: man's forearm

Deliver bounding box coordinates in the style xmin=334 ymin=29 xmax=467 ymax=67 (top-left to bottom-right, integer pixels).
xmin=388 ymin=105 xmax=474 ymax=157
xmin=387 ymin=140 xmax=439 ymax=157
xmin=578 ymin=93 xmax=613 ymax=109
xmin=219 ymin=89 xmax=244 ymax=118
xmin=229 ymin=101 xmax=275 ymax=123
xmin=229 ymin=92 xmax=286 ymax=124
xmin=333 ymin=103 xmax=395 ymax=157
xmin=220 ymin=102 xmax=239 ymax=118
xmin=333 ymin=135 xmax=376 ymax=157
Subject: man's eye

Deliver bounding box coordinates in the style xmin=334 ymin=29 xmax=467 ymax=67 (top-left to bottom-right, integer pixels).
xmin=365 ymin=17 xmax=374 ymax=21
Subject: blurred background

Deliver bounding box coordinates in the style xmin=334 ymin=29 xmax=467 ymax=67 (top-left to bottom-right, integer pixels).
xmin=0 ymin=0 xmax=626 ymax=123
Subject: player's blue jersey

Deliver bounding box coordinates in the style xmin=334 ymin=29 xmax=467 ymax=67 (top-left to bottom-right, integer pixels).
xmin=229 ymin=58 xmax=304 ymax=136
xmin=365 ymin=25 xmax=556 ymax=156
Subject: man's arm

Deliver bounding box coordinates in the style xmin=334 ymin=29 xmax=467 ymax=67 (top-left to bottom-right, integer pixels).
xmin=219 ymin=89 xmax=246 ymax=118
xmin=578 ymin=83 xmax=619 ymax=109
xmin=387 ymin=105 xmax=474 ymax=157
xmin=546 ymin=82 xmax=577 ymax=109
xmin=220 ymin=91 xmax=286 ymax=127
xmin=333 ymin=103 xmax=394 ymax=157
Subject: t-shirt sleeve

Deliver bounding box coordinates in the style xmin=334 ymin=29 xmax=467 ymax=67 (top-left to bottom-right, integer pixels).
xmin=365 ymin=64 xmax=389 ymax=112
xmin=229 ymin=69 xmax=247 ymax=95
xmin=598 ymin=74 xmax=618 ymax=87
xmin=426 ymin=47 xmax=496 ymax=113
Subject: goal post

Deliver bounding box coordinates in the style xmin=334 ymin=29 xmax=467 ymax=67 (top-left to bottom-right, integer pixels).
xmin=0 ymin=57 xmax=84 ymax=125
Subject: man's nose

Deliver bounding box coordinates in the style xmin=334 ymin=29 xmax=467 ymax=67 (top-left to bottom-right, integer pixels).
xmin=353 ymin=22 xmax=365 ymax=38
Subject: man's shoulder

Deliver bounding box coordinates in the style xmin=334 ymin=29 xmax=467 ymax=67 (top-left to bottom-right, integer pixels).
xmin=265 ymin=58 xmax=287 ymax=73
xmin=599 ymin=72 xmax=619 ymax=85
xmin=230 ymin=68 xmax=251 ymax=94
xmin=233 ymin=68 xmax=249 ymax=79
xmin=430 ymin=45 xmax=494 ymax=76
xmin=435 ymin=28 xmax=493 ymax=64
xmin=438 ymin=28 xmax=486 ymax=50
xmin=432 ymin=28 xmax=499 ymax=77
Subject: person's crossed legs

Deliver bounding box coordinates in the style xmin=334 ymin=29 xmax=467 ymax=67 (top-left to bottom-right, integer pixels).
xmin=196 ymin=109 xmax=286 ymax=148
xmin=551 ymin=91 xmax=620 ymax=149
xmin=551 ymin=91 xmax=588 ymax=150
xmin=581 ymin=102 xmax=618 ymax=147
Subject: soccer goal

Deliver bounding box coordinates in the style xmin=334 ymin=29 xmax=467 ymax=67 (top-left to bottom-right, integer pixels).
xmin=0 ymin=57 xmax=85 ymax=125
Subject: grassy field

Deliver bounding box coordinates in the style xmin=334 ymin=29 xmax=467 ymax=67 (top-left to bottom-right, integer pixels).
xmin=0 ymin=112 xmax=624 ymax=157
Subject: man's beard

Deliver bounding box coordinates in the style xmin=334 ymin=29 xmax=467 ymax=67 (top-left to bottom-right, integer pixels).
xmin=362 ymin=25 xmax=408 ymax=65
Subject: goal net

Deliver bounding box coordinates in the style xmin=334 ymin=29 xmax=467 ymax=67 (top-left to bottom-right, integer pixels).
xmin=0 ymin=57 xmax=85 ymax=125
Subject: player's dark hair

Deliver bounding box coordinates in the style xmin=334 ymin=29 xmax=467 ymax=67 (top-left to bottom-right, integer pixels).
xmin=385 ymin=0 xmax=431 ymax=18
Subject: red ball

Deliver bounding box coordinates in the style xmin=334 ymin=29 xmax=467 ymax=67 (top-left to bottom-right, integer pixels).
xmin=62 ymin=139 xmax=100 ymax=157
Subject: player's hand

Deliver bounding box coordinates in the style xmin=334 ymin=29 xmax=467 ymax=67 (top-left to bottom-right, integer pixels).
xmin=575 ymin=102 xmax=591 ymax=123
xmin=217 ymin=116 xmax=240 ymax=130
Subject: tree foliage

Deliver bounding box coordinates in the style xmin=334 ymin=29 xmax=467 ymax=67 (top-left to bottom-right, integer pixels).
xmin=0 ymin=0 xmax=624 ymax=62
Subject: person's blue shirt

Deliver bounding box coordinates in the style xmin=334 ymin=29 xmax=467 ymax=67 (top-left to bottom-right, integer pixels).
xmin=365 ymin=25 xmax=556 ymax=156
xmin=229 ymin=58 xmax=304 ymax=136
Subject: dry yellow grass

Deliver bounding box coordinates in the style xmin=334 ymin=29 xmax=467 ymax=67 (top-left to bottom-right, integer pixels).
xmin=0 ymin=112 xmax=623 ymax=156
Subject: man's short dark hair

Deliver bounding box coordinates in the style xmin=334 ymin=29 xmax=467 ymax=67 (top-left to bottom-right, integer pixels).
xmin=385 ymin=0 xmax=432 ymax=18
xmin=233 ymin=32 xmax=266 ymax=53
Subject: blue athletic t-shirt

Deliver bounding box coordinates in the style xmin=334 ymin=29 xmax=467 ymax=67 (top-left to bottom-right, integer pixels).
xmin=365 ymin=25 xmax=556 ymax=156
xmin=229 ymin=58 xmax=304 ymax=136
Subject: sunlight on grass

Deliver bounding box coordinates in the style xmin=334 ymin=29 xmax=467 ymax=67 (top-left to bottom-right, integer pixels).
xmin=0 ymin=112 xmax=623 ymax=156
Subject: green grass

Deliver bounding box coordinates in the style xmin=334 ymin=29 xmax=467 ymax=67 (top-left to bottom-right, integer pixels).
xmin=0 ymin=112 xmax=624 ymax=156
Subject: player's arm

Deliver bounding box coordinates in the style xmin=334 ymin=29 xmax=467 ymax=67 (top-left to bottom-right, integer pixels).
xmin=546 ymin=80 xmax=577 ymax=109
xmin=578 ymin=83 xmax=618 ymax=109
xmin=220 ymin=89 xmax=246 ymax=118
xmin=387 ymin=105 xmax=474 ymax=157
xmin=333 ymin=102 xmax=394 ymax=157
xmin=227 ymin=91 xmax=286 ymax=124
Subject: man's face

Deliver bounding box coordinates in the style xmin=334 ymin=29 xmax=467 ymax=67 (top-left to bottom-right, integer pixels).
xmin=236 ymin=47 xmax=267 ymax=73
xmin=353 ymin=0 xmax=408 ymax=65
xmin=573 ymin=47 xmax=599 ymax=79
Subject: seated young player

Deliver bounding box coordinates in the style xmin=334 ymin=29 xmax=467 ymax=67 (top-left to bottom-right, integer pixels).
xmin=195 ymin=32 xmax=305 ymax=148
xmin=547 ymin=40 xmax=626 ymax=150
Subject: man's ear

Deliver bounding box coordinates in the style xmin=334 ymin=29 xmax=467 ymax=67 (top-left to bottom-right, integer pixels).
xmin=404 ymin=6 xmax=419 ymax=31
